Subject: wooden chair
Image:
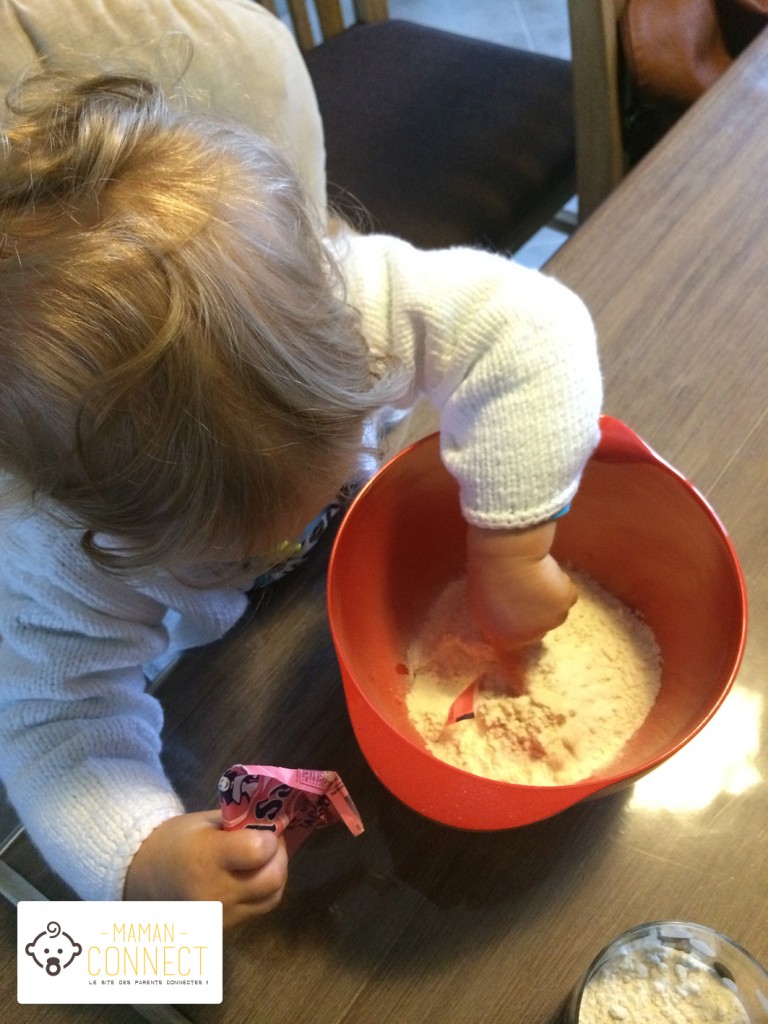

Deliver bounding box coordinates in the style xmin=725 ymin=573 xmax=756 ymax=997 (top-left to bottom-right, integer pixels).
xmin=566 ymin=0 xmax=627 ymax=222
xmin=256 ymin=1 xmax=576 ymax=252
xmin=257 ymin=0 xmax=389 ymax=51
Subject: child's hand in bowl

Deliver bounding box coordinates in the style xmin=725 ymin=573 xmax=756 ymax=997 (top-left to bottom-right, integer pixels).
xmin=466 ymin=521 xmax=576 ymax=662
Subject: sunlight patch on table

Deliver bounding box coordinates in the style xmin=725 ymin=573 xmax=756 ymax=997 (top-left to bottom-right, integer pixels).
xmin=628 ymin=687 xmax=762 ymax=813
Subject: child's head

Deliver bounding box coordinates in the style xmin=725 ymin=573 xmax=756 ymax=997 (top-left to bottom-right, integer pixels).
xmin=0 ymin=63 xmax=401 ymax=578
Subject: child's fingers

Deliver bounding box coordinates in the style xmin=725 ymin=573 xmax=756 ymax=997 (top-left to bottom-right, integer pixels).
xmin=227 ymin=839 xmax=289 ymax=916
xmin=198 ymin=808 xmax=279 ymax=866
xmin=195 ymin=809 xmax=289 ymax=913
xmin=220 ymin=828 xmax=283 ymax=872
xmin=215 ymin=827 xmax=288 ymax=895
xmin=223 ymin=881 xmax=286 ymax=928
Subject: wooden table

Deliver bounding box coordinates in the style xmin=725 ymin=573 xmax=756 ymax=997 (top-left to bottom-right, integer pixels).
xmin=3 ymin=28 xmax=768 ymax=1024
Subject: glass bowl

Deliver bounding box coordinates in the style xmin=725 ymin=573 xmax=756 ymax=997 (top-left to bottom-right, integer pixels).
xmin=564 ymin=921 xmax=768 ymax=1023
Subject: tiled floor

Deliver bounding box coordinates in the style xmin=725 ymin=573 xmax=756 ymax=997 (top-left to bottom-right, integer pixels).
xmin=387 ymin=0 xmax=571 ymax=57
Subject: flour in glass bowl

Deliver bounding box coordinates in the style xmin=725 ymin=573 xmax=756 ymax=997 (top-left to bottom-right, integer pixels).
xmin=405 ymin=570 xmax=662 ymax=786
xmin=578 ymin=944 xmax=751 ymax=1023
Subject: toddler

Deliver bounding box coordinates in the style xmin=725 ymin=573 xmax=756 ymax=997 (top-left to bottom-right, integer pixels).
xmin=0 ymin=64 xmax=601 ymax=926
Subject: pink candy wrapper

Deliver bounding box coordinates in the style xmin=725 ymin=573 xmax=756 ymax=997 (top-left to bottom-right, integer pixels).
xmin=217 ymin=764 xmax=364 ymax=856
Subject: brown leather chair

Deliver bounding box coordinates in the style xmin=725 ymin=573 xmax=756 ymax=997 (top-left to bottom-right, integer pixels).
xmin=568 ymin=0 xmax=768 ymax=220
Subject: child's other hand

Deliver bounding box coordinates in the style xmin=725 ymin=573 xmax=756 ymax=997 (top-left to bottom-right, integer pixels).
xmin=124 ymin=810 xmax=288 ymax=928
xmin=466 ymin=521 xmax=576 ymax=657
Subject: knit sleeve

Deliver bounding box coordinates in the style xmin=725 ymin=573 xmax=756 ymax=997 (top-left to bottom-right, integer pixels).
xmin=0 ymin=504 xmax=231 ymax=901
xmin=338 ymin=233 xmax=603 ymax=527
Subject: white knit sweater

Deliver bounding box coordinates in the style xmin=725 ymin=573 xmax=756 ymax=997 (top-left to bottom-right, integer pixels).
xmin=0 ymin=233 xmax=602 ymax=900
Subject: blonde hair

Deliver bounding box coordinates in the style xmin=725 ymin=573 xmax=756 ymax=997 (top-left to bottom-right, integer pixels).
xmin=0 ymin=64 xmax=402 ymax=579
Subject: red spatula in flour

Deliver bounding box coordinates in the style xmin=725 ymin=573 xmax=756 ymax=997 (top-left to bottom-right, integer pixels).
xmin=445 ymin=675 xmax=483 ymax=725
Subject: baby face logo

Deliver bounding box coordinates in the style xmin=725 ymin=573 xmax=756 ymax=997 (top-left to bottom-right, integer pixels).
xmin=25 ymin=921 xmax=82 ymax=977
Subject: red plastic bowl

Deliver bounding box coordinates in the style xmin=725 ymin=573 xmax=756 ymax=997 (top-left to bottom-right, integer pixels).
xmin=326 ymin=417 xmax=747 ymax=829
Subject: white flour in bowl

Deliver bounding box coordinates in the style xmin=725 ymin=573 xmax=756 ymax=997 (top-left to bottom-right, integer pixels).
xmin=405 ymin=570 xmax=662 ymax=785
xmin=578 ymin=943 xmax=750 ymax=1023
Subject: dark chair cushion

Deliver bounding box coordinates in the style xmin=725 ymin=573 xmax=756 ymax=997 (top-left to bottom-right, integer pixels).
xmin=305 ymin=19 xmax=574 ymax=251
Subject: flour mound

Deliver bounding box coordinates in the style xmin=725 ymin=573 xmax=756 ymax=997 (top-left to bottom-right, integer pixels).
xmin=579 ymin=944 xmax=750 ymax=1023
xmin=405 ymin=571 xmax=662 ymax=786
